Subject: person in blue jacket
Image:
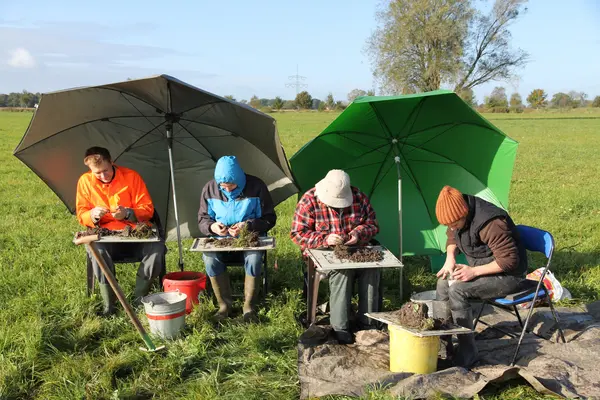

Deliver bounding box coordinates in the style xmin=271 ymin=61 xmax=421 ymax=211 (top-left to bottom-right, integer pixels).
xmin=198 ymin=156 xmax=276 ymax=321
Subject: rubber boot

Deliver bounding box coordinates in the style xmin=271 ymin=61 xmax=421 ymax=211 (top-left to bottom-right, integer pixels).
xmin=333 ymin=329 xmax=355 ymax=345
xmin=99 ymin=283 xmax=116 ymax=316
xmin=209 ymin=273 xmax=232 ymax=320
xmin=243 ymin=275 xmax=258 ymax=323
xmin=451 ymin=308 xmax=479 ymax=368
xmin=133 ymin=275 xmax=153 ymax=307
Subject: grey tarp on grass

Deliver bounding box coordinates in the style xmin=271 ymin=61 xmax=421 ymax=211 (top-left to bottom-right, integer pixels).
xmin=298 ymin=302 xmax=600 ymax=399
xmin=13 ymin=75 xmax=298 ymax=263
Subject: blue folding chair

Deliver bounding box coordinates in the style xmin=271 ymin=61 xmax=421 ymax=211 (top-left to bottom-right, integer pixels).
xmin=473 ymin=225 xmax=566 ymax=366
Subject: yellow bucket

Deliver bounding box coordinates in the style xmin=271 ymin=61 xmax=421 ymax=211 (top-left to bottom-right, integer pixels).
xmin=389 ymin=325 xmax=439 ymax=374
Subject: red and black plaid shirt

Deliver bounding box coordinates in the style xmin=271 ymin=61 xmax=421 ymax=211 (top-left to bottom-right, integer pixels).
xmin=290 ymin=186 xmax=379 ymax=250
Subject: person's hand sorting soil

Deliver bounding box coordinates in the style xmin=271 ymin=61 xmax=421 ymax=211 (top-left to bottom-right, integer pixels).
xmin=210 ymin=222 xmax=228 ymax=236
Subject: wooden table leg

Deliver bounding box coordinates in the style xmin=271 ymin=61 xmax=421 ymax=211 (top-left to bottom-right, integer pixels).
xmin=306 ymin=257 xmax=316 ymax=326
xmin=311 ymin=270 xmax=323 ymax=326
xmin=306 ymin=257 xmax=323 ymax=327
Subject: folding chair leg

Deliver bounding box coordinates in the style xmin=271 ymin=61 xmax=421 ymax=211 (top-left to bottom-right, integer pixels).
xmin=510 ymin=322 xmax=528 ymax=366
xmin=548 ymin=299 xmax=566 ymax=343
xmin=473 ymin=301 xmax=486 ymax=330
xmin=514 ymin=306 xmax=524 ymax=328
xmin=511 ymin=295 xmax=539 ymax=365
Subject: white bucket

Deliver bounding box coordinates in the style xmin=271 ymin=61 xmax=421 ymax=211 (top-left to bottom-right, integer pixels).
xmin=142 ymin=291 xmax=187 ymax=339
xmin=410 ymin=290 xmax=437 ymax=318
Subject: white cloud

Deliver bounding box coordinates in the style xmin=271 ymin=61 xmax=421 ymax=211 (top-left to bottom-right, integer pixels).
xmin=8 ymin=47 xmax=36 ymax=68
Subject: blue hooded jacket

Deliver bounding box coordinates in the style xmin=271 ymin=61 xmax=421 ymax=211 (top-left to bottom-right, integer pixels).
xmin=214 ymin=156 xmax=246 ymax=201
xmin=199 ymin=156 xmax=275 ymax=231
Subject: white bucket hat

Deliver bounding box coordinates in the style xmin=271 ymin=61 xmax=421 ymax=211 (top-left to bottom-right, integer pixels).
xmin=315 ymin=169 xmax=353 ymax=208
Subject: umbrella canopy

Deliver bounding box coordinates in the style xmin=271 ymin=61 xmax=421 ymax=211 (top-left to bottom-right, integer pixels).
xmin=289 ymin=90 xmax=518 ymax=257
xmin=14 ymin=75 xmax=298 ymax=267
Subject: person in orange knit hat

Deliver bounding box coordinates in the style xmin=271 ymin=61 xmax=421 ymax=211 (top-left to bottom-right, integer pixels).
xmin=435 ymin=185 xmax=528 ymax=368
xmin=76 ymin=146 xmax=165 ymax=316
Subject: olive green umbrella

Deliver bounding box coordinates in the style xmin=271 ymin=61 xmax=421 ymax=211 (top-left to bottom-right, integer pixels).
xmin=14 ymin=75 xmax=298 ymax=269
xmin=290 ymin=90 xmax=518 ymax=258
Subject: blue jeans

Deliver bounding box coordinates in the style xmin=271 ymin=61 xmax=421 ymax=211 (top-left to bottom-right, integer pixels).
xmin=203 ymin=251 xmax=264 ymax=277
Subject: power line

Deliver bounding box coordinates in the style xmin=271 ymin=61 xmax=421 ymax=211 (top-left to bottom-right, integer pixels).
xmin=285 ymin=64 xmax=307 ymax=96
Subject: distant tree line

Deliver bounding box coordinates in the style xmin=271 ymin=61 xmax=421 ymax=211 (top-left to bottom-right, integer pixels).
xmin=222 ymin=87 xmax=600 ymax=114
xmin=458 ymin=87 xmax=600 ymax=113
xmin=0 ymin=91 xmax=41 ymax=108
xmin=4 ymin=88 xmax=599 ymax=114
xmin=221 ymin=90 xmax=363 ymax=113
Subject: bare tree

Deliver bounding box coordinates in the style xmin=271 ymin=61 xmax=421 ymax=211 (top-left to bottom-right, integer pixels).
xmin=454 ymin=0 xmax=529 ymax=92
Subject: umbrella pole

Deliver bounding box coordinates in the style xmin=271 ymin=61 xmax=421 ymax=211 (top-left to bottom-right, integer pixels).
xmin=166 ymin=124 xmax=185 ymax=271
xmin=394 ymin=155 xmax=404 ymax=301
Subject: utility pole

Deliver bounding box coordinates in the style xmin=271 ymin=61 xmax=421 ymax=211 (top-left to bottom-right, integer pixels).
xmin=285 ymin=64 xmax=307 ymax=97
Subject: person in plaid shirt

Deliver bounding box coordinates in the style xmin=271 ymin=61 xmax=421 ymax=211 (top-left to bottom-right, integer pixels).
xmin=290 ymin=169 xmax=381 ymax=344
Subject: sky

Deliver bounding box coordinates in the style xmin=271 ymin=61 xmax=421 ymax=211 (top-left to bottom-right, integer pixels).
xmin=1 ymin=0 xmax=599 ymax=103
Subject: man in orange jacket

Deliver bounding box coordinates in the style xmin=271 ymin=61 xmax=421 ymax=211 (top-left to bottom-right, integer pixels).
xmin=76 ymin=146 xmax=165 ymax=315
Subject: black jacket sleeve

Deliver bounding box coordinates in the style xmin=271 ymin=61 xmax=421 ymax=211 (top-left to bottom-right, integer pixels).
xmin=198 ymin=183 xmax=216 ymax=236
xmin=246 ymin=180 xmax=276 ymax=234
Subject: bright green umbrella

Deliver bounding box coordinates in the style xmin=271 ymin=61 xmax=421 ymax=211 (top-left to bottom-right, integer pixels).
xmin=289 ymin=90 xmax=518 ymax=258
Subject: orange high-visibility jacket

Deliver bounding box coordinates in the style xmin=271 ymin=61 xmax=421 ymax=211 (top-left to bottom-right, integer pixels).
xmin=76 ymin=165 xmax=154 ymax=230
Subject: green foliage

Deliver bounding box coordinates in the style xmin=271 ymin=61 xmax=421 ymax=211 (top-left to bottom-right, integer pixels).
xmin=550 ymin=92 xmax=574 ymax=108
xmin=224 ymin=95 xmax=236 ymax=101
xmin=457 ymin=88 xmax=477 ymax=107
xmin=249 ymin=95 xmax=261 ymax=109
xmin=311 ymin=98 xmax=321 ymax=110
xmin=568 ymin=91 xmax=588 ymax=108
xmin=294 ymin=91 xmax=312 ymax=109
xmin=368 ymin=0 xmax=471 ymax=93
xmin=347 ymin=89 xmax=367 ymax=103
xmin=318 ymin=102 xmax=327 ymax=112
xmin=509 ymin=93 xmax=524 ymax=113
xmin=0 ymin=90 xmax=40 ymax=108
xmin=509 ymin=93 xmax=522 ymax=107
xmin=272 ymin=96 xmax=284 ymax=110
xmin=485 ymin=87 xmax=508 ymax=109
xmin=526 ymin=89 xmax=548 ymax=109
xmin=282 ymin=100 xmax=295 ymax=110
xmin=334 ymin=100 xmax=347 ymax=111
xmin=325 ymin=93 xmax=335 ymax=110
xmin=593 ymin=96 xmax=600 ymax=108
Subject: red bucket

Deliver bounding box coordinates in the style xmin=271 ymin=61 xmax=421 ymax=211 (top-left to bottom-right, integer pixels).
xmin=162 ymin=271 xmax=207 ymax=314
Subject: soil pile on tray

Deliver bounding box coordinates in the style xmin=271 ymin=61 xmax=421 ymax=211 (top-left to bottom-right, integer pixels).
xmin=75 ymin=224 xmax=154 ymax=239
xmin=205 ymin=225 xmax=260 ymax=248
xmin=388 ymin=302 xmax=452 ymax=331
xmin=333 ymin=245 xmax=384 ymax=262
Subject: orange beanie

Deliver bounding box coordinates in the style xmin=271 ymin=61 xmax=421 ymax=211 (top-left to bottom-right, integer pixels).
xmin=435 ymin=186 xmax=469 ymax=225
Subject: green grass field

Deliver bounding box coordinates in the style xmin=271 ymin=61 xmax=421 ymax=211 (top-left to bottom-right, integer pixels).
xmin=1 ymin=110 xmax=599 ymax=399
